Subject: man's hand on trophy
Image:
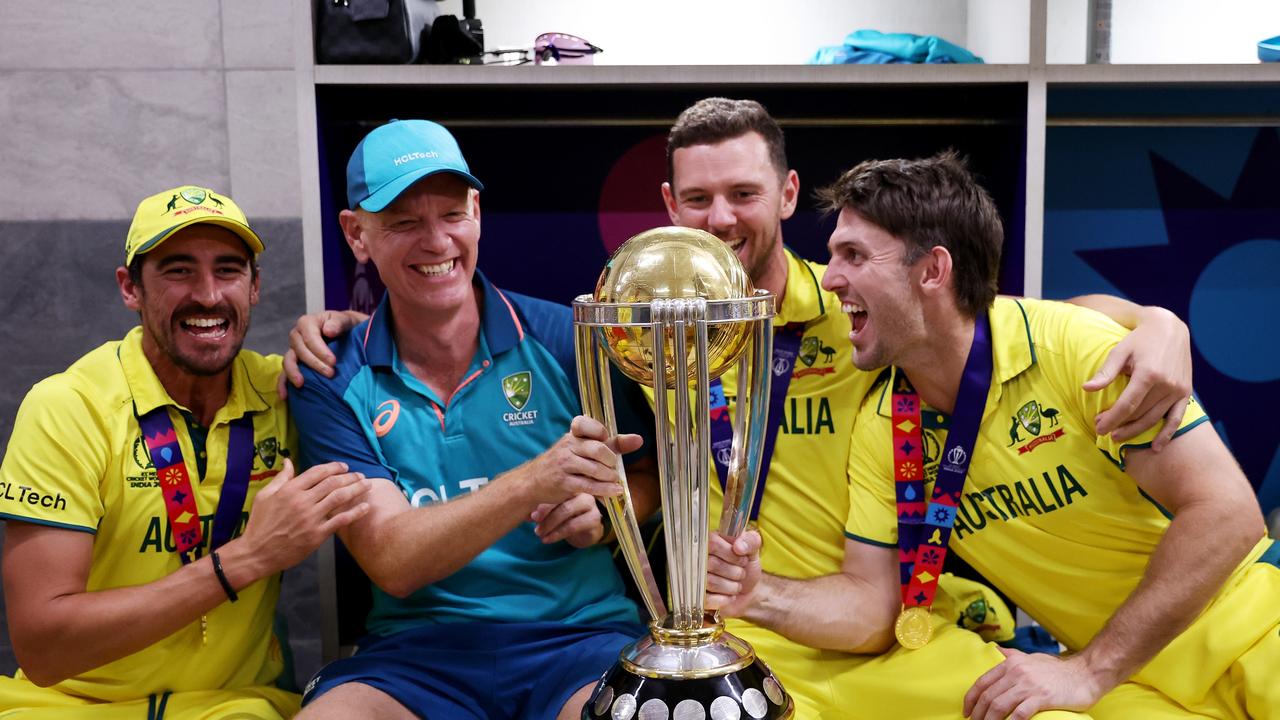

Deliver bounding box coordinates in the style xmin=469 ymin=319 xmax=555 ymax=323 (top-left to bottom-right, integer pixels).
xmin=522 ymin=416 xmax=637 ymax=506
xmin=704 ymin=530 xmax=763 ymax=618
xmin=276 ymin=309 xmax=369 ymax=397
xmin=530 ymin=493 xmax=606 ymax=547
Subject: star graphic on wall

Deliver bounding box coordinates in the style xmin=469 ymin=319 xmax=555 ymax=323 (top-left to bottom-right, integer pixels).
xmin=1076 ymin=129 xmax=1280 ymax=497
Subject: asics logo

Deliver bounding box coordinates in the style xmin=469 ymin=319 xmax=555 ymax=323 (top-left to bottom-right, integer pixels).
xmin=373 ymin=399 xmax=401 ymax=437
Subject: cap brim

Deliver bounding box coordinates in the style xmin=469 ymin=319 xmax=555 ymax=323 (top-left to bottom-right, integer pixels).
xmin=358 ymin=168 xmax=485 ymax=212
xmin=130 ymin=216 xmax=264 ymax=264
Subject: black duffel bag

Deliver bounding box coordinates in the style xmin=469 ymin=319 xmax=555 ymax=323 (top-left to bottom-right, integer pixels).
xmin=315 ymin=0 xmax=440 ymax=64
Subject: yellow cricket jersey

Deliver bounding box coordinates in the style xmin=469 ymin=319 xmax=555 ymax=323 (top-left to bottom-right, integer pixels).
xmin=0 ymin=326 xmax=295 ymax=707
xmin=845 ymin=297 xmax=1275 ymax=657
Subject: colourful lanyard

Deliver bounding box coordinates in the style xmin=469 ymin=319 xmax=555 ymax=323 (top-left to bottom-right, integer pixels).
xmin=709 ymin=322 xmax=805 ymax=521
xmin=138 ymin=408 xmax=254 ymax=564
xmin=892 ymin=312 xmax=992 ymax=649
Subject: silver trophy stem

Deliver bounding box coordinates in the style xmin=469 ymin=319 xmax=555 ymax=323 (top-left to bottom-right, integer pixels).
xmin=574 ymin=324 xmax=667 ymax=622
xmin=692 ymin=302 xmax=713 ymax=626
xmin=718 ymin=315 xmax=774 ymax=537
xmin=670 ymin=304 xmax=693 ymax=629
xmin=657 ymin=298 xmax=712 ymax=632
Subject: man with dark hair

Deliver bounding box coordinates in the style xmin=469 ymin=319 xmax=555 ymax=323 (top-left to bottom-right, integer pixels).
xmin=802 ymin=152 xmax=1277 ymax=719
xmin=288 ymin=119 xmax=657 ymax=720
xmin=814 ymin=151 xmax=1004 ymax=317
xmin=668 ymin=98 xmax=1198 ymax=718
xmin=0 ymin=186 xmax=370 ymax=718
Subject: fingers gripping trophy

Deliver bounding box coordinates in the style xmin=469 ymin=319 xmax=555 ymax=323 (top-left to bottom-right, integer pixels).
xmin=574 ymin=227 xmax=794 ymax=720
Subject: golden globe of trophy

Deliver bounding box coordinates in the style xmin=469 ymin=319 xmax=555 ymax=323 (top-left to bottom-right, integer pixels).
xmin=574 ymin=227 xmax=794 ymax=720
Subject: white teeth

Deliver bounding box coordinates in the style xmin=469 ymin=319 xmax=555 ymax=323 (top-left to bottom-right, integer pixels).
xmin=841 ymin=302 xmax=865 ymax=314
xmin=183 ymin=318 xmax=224 ymax=328
xmin=414 ymin=260 xmax=454 ymax=277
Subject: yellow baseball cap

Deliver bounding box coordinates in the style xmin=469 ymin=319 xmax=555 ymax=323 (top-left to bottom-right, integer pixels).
xmin=124 ymin=185 xmax=264 ymax=266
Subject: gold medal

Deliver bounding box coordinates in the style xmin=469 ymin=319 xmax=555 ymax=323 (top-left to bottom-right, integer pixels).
xmin=894 ymin=606 xmax=933 ymax=649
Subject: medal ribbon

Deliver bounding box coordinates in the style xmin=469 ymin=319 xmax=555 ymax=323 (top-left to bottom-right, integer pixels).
xmin=138 ymin=408 xmax=255 ymax=564
xmin=893 ymin=312 xmax=992 ymax=609
xmin=709 ymin=323 xmax=804 ymax=521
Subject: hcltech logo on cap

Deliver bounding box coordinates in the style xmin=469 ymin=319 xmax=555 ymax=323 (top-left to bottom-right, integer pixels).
xmin=394 ymin=151 xmax=440 ymax=166
xmin=346 ymin=119 xmax=484 ymax=212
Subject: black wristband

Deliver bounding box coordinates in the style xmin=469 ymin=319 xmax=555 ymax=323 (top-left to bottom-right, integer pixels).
xmin=211 ymin=550 xmax=238 ymax=603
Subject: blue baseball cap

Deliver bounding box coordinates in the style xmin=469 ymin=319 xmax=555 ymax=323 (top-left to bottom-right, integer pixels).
xmin=345 ymin=119 xmax=484 ymax=211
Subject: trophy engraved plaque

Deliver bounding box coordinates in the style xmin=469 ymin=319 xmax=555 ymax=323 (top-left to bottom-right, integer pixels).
xmin=574 ymin=227 xmax=794 ymax=719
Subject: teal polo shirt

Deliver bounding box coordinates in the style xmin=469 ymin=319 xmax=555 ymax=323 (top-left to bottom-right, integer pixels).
xmin=291 ymin=272 xmax=644 ymax=636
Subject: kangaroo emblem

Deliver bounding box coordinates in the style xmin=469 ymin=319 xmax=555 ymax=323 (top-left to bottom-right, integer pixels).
xmin=164 ymin=194 xmax=179 ymax=213
xmin=1007 ymin=416 xmax=1022 ymax=446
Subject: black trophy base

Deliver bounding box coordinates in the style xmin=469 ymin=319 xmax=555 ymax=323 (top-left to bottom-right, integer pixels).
xmin=582 ymin=657 xmax=793 ymax=720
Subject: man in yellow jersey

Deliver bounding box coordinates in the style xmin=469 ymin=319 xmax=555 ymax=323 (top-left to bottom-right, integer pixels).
xmin=807 ymin=152 xmax=1277 ymax=719
xmin=0 ymin=186 xmax=371 ymax=719
xmin=666 ymin=98 xmax=1206 ymax=720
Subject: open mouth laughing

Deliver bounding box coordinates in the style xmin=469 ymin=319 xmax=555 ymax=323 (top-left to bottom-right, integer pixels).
xmin=842 ymin=301 xmax=868 ymax=339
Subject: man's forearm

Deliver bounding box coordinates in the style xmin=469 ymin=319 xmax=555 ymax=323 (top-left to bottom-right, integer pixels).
xmin=347 ymin=473 xmax=535 ymax=598
xmin=1075 ymin=501 xmax=1262 ymax=689
xmin=14 ymin=548 xmax=254 ymax=686
xmin=742 ymin=572 xmax=897 ymax=654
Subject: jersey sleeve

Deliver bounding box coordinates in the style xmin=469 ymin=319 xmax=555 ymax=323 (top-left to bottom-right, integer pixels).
xmin=1032 ymin=299 xmax=1209 ymax=468
xmin=844 ymin=383 xmax=900 ymax=549
xmin=0 ymin=380 xmax=107 ymax=533
xmin=288 ymin=363 xmax=395 ymax=483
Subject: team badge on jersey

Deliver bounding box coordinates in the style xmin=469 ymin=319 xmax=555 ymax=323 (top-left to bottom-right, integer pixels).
xmin=255 ymin=437 xmax=279 ymax=469
xmin=1007 ymin=399 xmax=1064 ymax=454
xmin=502 ymin=371 xmax=538 ymax=427
xmin=503 ymin=371 xmax=532 ymax=411
xmin=794 ymin=335 xmax=837 ymax=378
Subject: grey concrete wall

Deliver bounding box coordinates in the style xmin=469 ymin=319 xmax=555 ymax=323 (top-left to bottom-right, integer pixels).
xmin=0 ymin=1 xmax=318 ymax=688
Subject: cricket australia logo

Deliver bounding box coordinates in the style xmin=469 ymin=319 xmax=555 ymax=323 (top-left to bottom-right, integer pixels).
xmin=1008 ymin=399 xmax=1064 ymax=455
xmin=501 ymin=371 xmax=538 ymax=427
xmin=794 ymin=335 xmax=837 ymax=378
xmin=254 ymin=437 xmax=279 ymax=470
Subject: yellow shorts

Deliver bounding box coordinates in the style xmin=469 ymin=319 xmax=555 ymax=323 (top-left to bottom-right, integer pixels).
xmin=731 ymin=581 xmax=1088 ymax=720
xmin=0 ymin=677 xmax=300 ymax=720
xmin=1092 ymin=560 xmax=1280 ymax=720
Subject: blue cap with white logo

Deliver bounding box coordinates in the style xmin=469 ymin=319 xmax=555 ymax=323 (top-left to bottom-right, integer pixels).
xmin=345 ymin=119 xmax=484 ymax=211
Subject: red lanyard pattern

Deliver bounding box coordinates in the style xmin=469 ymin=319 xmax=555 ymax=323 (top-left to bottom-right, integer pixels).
xmin=138 ymin=408 xmax=254 ymax=564
xmin=891 ymin=312 xmax=992 ymax=648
